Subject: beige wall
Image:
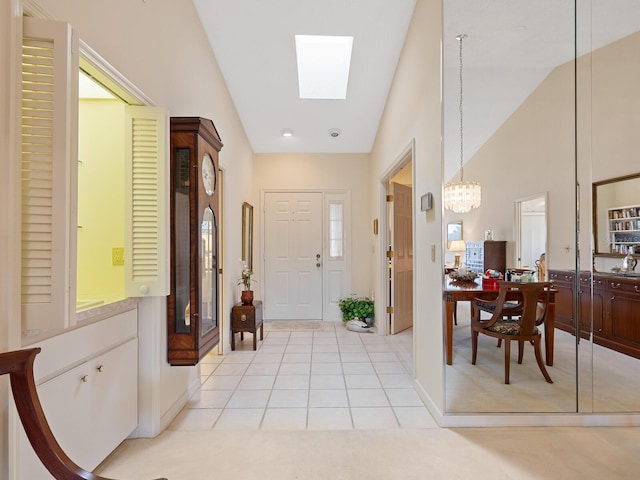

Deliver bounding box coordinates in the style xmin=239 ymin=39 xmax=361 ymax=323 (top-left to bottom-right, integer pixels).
xmin=587 ymin=32 xmax=640 ymax=271
xmin=77 ymin=100 xmax=126 ymax=300
xmin=370 ymin=0 xmax=445 ymax=413
xmin=452 ymin=32 xmax=640 ymax=273
xmin=1 ymin=1 xmax=18 ymax=476
xmin=253 ymin=153 xmax=372 ymax=298
xmin=32 ymin=0 xmax=256 ymax=325
xmin=4 ymin=0 xmax=256 ymax=449
xmin=456 ymin=60 xmax=576 ymax=270
xmin=590 ymin=32 xmax=640 ymax=182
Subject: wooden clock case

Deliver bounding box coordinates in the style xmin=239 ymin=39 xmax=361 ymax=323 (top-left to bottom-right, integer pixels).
xmin=167 ymin=117 xmax=223 ymax=365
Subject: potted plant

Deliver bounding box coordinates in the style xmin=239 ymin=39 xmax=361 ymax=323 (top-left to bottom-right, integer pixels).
xmin=338 ymin=296 xmax=374 ymax=325
xmin=237 ymin=260 xmax=256 ymax=304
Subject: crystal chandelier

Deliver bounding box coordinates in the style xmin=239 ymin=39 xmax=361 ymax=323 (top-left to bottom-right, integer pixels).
xmin=444 ymin=34 xmax=481 ymax=214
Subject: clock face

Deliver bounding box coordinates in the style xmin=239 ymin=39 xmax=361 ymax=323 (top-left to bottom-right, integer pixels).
xmin=201 ymin=153 xmax=215 ymax=196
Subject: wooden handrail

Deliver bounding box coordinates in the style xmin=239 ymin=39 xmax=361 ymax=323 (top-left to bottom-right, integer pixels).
xmin=1 ymin=347 xmax=166 ymax=480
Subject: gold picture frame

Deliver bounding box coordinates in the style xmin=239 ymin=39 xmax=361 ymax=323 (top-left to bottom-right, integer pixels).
xmin=242 ymin=202 xmax=254 ymax=271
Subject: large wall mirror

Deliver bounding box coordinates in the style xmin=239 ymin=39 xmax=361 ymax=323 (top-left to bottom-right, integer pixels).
xmin=242 ymin=202 xmax=254 ymax=271
xmin=583 ymin=0 xmax=640 ymax=413
xmin=443 ymin=0 xmax=640 ymax=415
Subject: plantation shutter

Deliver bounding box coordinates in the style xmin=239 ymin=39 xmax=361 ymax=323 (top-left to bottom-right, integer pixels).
xmin=21 ymin=17 xmax=78 ymax=331
xmin=124 ymin=106 xmax=168 ymax=297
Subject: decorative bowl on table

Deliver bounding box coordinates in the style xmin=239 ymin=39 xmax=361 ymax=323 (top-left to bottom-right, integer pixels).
xmin=448 ymin=269 xmax=478 ymax=282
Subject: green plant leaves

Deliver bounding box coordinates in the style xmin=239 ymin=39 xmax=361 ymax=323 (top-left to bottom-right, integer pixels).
xmin=338 ymin=297 xmax=374 ymax=322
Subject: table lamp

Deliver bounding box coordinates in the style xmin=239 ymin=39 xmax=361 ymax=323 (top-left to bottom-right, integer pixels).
xmin=449 ymin=239 xmax=466 ymax=268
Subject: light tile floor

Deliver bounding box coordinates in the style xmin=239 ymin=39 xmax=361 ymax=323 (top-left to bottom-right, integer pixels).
xmin=97 ymin=320 xmax=640 ymax=480
xmin=168 ymin=320 xmax=437 ymax=432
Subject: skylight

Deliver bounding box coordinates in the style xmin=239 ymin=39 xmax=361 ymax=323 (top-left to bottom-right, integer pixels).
xmin=295 ymin=35 xmax=353 ymax=100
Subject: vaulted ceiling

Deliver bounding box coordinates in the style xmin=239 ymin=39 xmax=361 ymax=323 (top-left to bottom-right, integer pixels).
xmin=191 ymin=0 xmax=640 ymax=169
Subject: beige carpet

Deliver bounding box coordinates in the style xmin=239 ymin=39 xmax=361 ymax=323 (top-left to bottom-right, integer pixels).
xmin=446 ymin=302 xmax=640 ymax=413
xmin=96 ymin=427 xmax=640 ymax=479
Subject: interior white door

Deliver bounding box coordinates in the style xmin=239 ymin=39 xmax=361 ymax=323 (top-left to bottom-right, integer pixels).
xmin=515 ymin=195 xmax=547 ymax=269
xmin=391 ymin=182 xmax=413 ymax=334
xmin=264 ymin=192 xmax=323 ymax=320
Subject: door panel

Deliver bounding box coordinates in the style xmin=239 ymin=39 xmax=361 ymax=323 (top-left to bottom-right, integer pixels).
xmin=391 ymin=182 xmax=413 ymax=334
xmin=264 ymin=192 xmax=322 ymax=319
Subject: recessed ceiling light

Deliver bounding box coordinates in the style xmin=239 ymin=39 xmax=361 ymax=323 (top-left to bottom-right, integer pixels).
xmin=295 ymin=35 xmax=353 ymax=100
xmin=282 ymin=128 xmax=293 ymax=137
xmin=329 ymin=128 xmax=342 ymax=138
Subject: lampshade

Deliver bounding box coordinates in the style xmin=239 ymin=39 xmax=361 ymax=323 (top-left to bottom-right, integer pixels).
xmin=449 ymin=239 xmax=467 ymax=252
xmin=444 ymin=33 xmax=481 ymax=214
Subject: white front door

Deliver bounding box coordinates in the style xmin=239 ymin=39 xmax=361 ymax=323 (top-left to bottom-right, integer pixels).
xmin=264 ymin=192 xmax=323 ymax=320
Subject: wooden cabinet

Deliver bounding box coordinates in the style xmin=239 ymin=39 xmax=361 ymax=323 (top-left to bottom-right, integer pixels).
xmin=600 ymin=276 xmax=640 ymax=359
xmin=465 ymin=240 xmax=506 ymax=275
xmin=168 ymin=117 xmax=223 ymax=365
xmin=549 ymin=269 xmax=640 ymax=359
xmin=607 ymin=205 xmax=640 ymax=254
xmin=548 ymin=270 xmax=576 ymax=333
xmin=231 ymin=301 xmax=264 ymax=351
xmin=551 ymin=270 xmax=607 ymax=339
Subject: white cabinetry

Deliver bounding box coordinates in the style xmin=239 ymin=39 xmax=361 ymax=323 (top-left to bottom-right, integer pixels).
xmin=17 ymin=308 xmax=138 ymax=479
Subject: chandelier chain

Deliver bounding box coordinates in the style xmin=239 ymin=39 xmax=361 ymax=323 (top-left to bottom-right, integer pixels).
xmin=457 ymin=33 xmax=466 ymax=183
xmin=444 ymin=33 xmax=480 ymax=214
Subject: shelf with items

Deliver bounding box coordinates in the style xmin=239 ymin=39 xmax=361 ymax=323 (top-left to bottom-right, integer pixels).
xmin=608 ymin=205 xmax=640 ymax=254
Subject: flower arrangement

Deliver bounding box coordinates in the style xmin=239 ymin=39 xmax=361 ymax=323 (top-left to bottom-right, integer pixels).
xmin=237 ymin=260 xmax=255 ymax=290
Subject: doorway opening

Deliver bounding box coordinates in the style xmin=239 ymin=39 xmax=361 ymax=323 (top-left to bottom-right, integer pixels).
xmin=381 ymin=143 xmax=415 ymax=335
xmin=514 ymin=193 xmax=548 ymax=275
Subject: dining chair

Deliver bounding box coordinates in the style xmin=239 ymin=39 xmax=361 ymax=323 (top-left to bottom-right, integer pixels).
xmin=471 ymin=281 xmax=553 ymax=384
xmin=0 ymin=347 xmax=167 ymax=480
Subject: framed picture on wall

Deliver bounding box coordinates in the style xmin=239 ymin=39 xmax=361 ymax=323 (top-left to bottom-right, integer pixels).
xmin=447 ymin=221 xmax=462 ymax=247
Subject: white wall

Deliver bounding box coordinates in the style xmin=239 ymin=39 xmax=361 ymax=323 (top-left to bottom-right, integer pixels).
xmin=253 ymin=153 xmax=372 ymax=298
xmin=370 ymin=0 xmax=445 ymax=414
xmin=9 ymin=0 xmax=256 ymax=443
xmin=1 ymin=2 xmax=22 ymax=478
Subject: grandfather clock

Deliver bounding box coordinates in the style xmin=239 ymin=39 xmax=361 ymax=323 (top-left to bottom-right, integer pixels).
xmin=168 ymin=117 xmax=223 ymax=365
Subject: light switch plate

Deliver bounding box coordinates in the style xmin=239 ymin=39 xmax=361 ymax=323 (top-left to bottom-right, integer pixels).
xmin=112 ymin=247 xmax=125 ymax=266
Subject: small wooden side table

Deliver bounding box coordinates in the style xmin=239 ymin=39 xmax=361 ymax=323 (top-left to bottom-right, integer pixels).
xmin=230 ymin=300 xmax=263 ymax=351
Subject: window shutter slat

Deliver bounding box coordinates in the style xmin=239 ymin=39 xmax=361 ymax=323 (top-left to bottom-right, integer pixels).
xmin=125 ymin=106 xmax=168 ymax=297
xmin=21 ymin=17 xmax=75 ymax=333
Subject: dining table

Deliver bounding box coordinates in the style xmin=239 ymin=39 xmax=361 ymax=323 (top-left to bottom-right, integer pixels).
xmin=443 ymin=276 xmax=556 ymax=366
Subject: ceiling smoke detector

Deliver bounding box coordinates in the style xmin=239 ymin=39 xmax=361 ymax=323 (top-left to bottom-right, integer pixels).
xmin=329 ymin=128 xmax=342 ymax=138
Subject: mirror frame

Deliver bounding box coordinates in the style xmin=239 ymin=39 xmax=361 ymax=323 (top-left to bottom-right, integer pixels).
xmin=592 ymin=173 xmax=640 ymax=256
xmin=447 ymin=221 xmax=462 ymax=247
xmin=242 ymin=202 xmax=254 ymax=271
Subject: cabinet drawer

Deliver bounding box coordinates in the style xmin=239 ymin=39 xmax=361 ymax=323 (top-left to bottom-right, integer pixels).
xmin=232 ymin=306 xmax=258 ymax=329
xmin=606 ymin=278 xmax=640 ymax=294
xmin=549 ymin=270 xmax=574 ymax=284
